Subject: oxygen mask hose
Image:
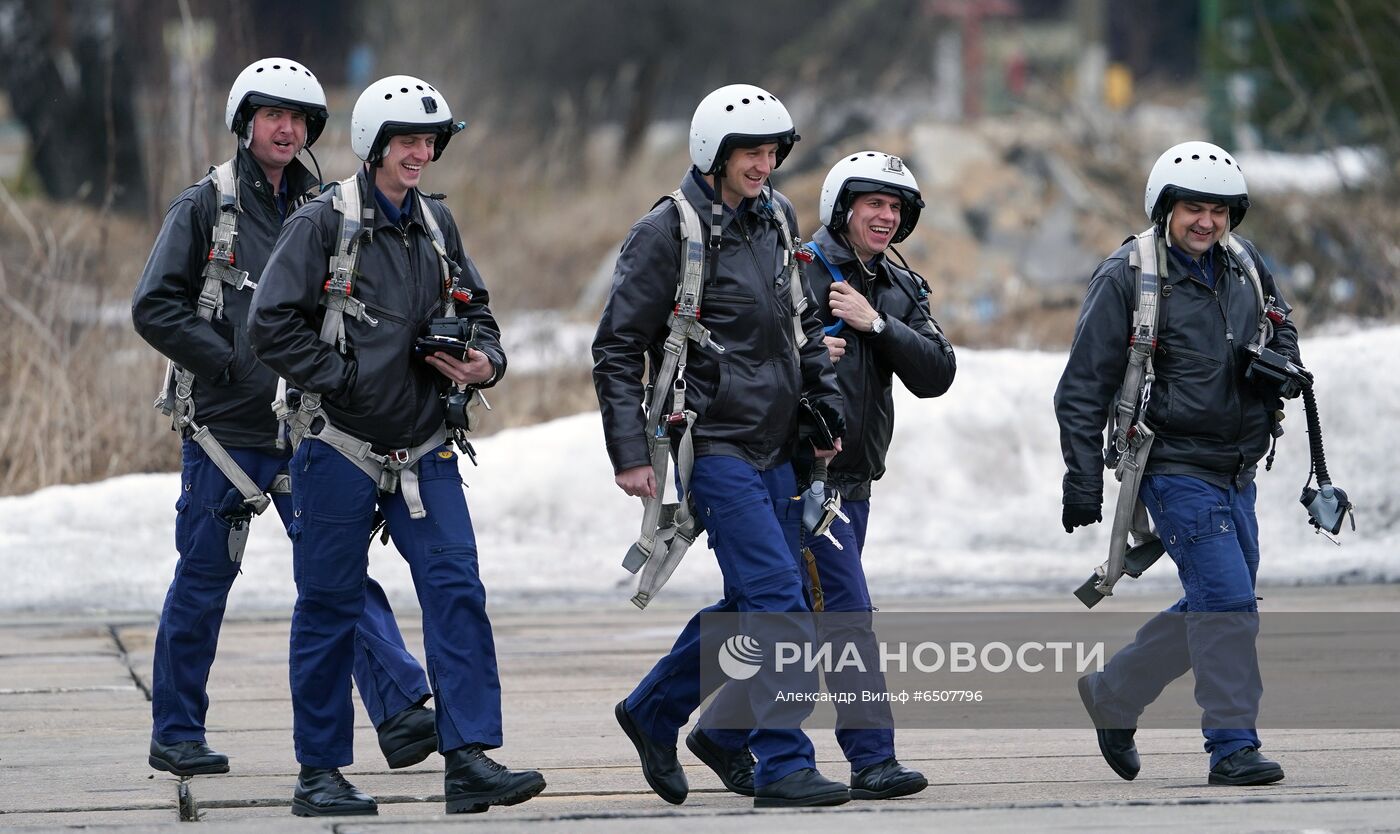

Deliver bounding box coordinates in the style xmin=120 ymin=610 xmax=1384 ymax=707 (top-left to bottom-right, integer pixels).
xmin=1299 ymin=382 xmax=1355 ymax=537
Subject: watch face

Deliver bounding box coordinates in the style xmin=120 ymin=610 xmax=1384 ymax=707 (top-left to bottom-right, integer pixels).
xmin=872 ymin=315 xmax=886 ymax=334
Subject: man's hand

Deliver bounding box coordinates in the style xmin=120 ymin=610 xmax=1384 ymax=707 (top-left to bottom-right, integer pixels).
xmin=615 ymin=465 xmax=657 ymax=499
xmin=425 ymin=348 xmax=494 ymax=387
xmin=1062 ymin=502 xmax=1103 ymax=534
xmin=828 ymin=282 xmax=880 ymax=331
xmin=823 ymin=335 xmax=846 ymax=363
xmin=814 ymin=437 xmax=843 ymax=462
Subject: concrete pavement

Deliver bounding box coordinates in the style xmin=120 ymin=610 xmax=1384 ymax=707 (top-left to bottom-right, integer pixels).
xmin=1 ymin=585 xmax=1397 ymax=831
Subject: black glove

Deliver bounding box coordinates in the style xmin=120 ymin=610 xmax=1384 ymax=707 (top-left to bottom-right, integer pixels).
xmin=1062 ymin=502 xmax=1102 ymax=534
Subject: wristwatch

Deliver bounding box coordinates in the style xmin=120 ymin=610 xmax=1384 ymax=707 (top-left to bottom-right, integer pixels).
xmin=869 ymin=314 xmax=887 ymax=335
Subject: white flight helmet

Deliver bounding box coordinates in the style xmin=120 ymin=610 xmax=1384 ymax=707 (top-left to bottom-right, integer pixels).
xmin=1144 ymin=140 xmax=1249 ymax=228
xmin=225 ymin=57 xmax=329 ymax=148
xmin=689 ymin=83 xmax=799 ymax=175
xmin=819 ymin=151 xmax=924 ymax=243
xmin=351 ymin=75 xmax=460 ymax=163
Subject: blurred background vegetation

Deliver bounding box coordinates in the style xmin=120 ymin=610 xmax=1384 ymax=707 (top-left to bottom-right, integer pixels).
xmin=1 ymin=0 xmax=1396 ymax=494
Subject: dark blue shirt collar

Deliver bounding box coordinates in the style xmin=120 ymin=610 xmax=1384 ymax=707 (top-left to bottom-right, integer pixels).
xmin=1168 ymin=244 xmax=1217 ymax=289
xmin=273 ymin=174 xmax=291 ymax=220
xmin=373 ymin=186 xmax=414 ymax=226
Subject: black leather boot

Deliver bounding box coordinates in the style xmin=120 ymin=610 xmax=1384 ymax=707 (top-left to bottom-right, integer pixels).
xmin=377 ymin=703 xmax=438 ymax=769
xmin=1079 ymin=674 xmax=1140 ymax=781
xmin=615 ymin=700 xmax=688 ymax=804
xmin=686 ymin=726 xmax=754 ymax=796
xmin=444 ymin=744 xmax=547 ymax=813
xmin=1209 ymin=747 xmax=1284 ymax=786
xmin=754 ymin=767 xmax=850 ymax=808
xmin=148 ymin=738 xmax=230 ymax=777
xmin=850 ymin=758 xmax=928 ymax=799
xmin=290 ymin=766 xmax=377 ymax=817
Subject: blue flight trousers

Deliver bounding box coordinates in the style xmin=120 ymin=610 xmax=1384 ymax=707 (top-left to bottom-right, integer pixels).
xmin=288 ymin=439 xmax=502 ymax=768
xmin=152 ymin=439 xmax=429 ymax=745
xmin=625 ymin=455 xmax=820 ymax=788
xmin=797 ymin=498 xmax=896 ymax=771
xmin=1084 ymin=474 xmax=1264 ymax=768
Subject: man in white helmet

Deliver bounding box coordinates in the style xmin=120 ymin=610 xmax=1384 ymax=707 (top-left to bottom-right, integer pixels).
xmin=132 ymin=58 xmax=435 ymax=781
xmin=1055 ymin=141 xmax=1302 ymax=786
xmin=251 ymin=75 xmax=544 ymax=817
xmin=797 ymin=151 xmax=956 ymax=799
xmin=593 ymin=84 xmax=850 ymax=808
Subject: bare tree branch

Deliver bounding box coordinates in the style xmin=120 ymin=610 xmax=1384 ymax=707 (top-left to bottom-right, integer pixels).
xmin=1333 ymin=0 xmax=1400 ymax=158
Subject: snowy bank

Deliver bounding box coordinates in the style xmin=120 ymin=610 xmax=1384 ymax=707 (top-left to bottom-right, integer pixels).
xmin=1 ymin=328 xmax=1395 ymax=614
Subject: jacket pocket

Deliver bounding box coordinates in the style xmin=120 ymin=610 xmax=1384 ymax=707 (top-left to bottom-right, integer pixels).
xmin=701 ymin=289 xmax=756 ymax=336
xmin=1151 ymin=345 xmax=1226 ymax=435
xmin=227 ymin=323 xmax=261 ymax=383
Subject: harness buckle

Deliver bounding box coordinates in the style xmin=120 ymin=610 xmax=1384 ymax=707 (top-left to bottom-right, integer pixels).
xmin=1129 ymin=331 xmax=1156 ymax=349
xmin=664 ymin=411 xmax=688 ymax=427
xmin=208 ymin=243 xmax=235 ymax=266
xmin=324 ymin=268 xmax=352 ymax=297
xmin=389 ymin=447 xmax=411 ymax=465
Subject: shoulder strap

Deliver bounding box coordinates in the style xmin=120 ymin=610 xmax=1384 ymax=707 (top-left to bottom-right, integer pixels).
xmin=619 ymin=191 xmax=720 ymax=604
xmin=769 ymin=199 xmax=809 ymax=349
xmin=416 ymin=192 xmax=459 ymax=315
xmin=1107 ymin=226 xmax=1165 ymax=466
xmin=644 ymin=191 xmax=712 ymax=440
xmin=803 ymin=242 xmax=847 ymax=336
xmin=194 ymin=160 xmax=251 ymax=322
xmin=319 ymin=176 xmax=378 ymax=352
xmin=1224 ymin=233 xmax=1273 ymax=348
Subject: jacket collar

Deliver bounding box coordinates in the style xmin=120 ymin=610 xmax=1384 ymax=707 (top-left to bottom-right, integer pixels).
xmin=678 ymin=166 xmax=775 ymax=236
xmin=232 ymin=147 xmax=319 ymax=208
xmin=354 ymin=167 xmax=425 ymax=233
xmin=812 ymin=225 xmax=887 ymax=278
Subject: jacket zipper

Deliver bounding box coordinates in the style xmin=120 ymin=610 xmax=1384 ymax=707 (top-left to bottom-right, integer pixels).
xmin=740 ymin=220 xmax=796 ymax=448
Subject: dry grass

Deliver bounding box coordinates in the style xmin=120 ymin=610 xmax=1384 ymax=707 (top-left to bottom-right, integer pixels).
xmin=0 ymin=183 xmax=179 ymax=494
xmin=0 ymin=132 xmax=633 ymax=495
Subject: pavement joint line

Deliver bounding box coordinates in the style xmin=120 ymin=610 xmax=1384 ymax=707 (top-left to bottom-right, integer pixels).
xmin=0 ymin=651 xmax=121 ymax=660
xmin=0 ymin=685 xmax=136 ymax=695
xmin=107 ymin=623 xmax=152 ymax=701
xmin=5 ymin=791 xmax=1400 ymax=820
